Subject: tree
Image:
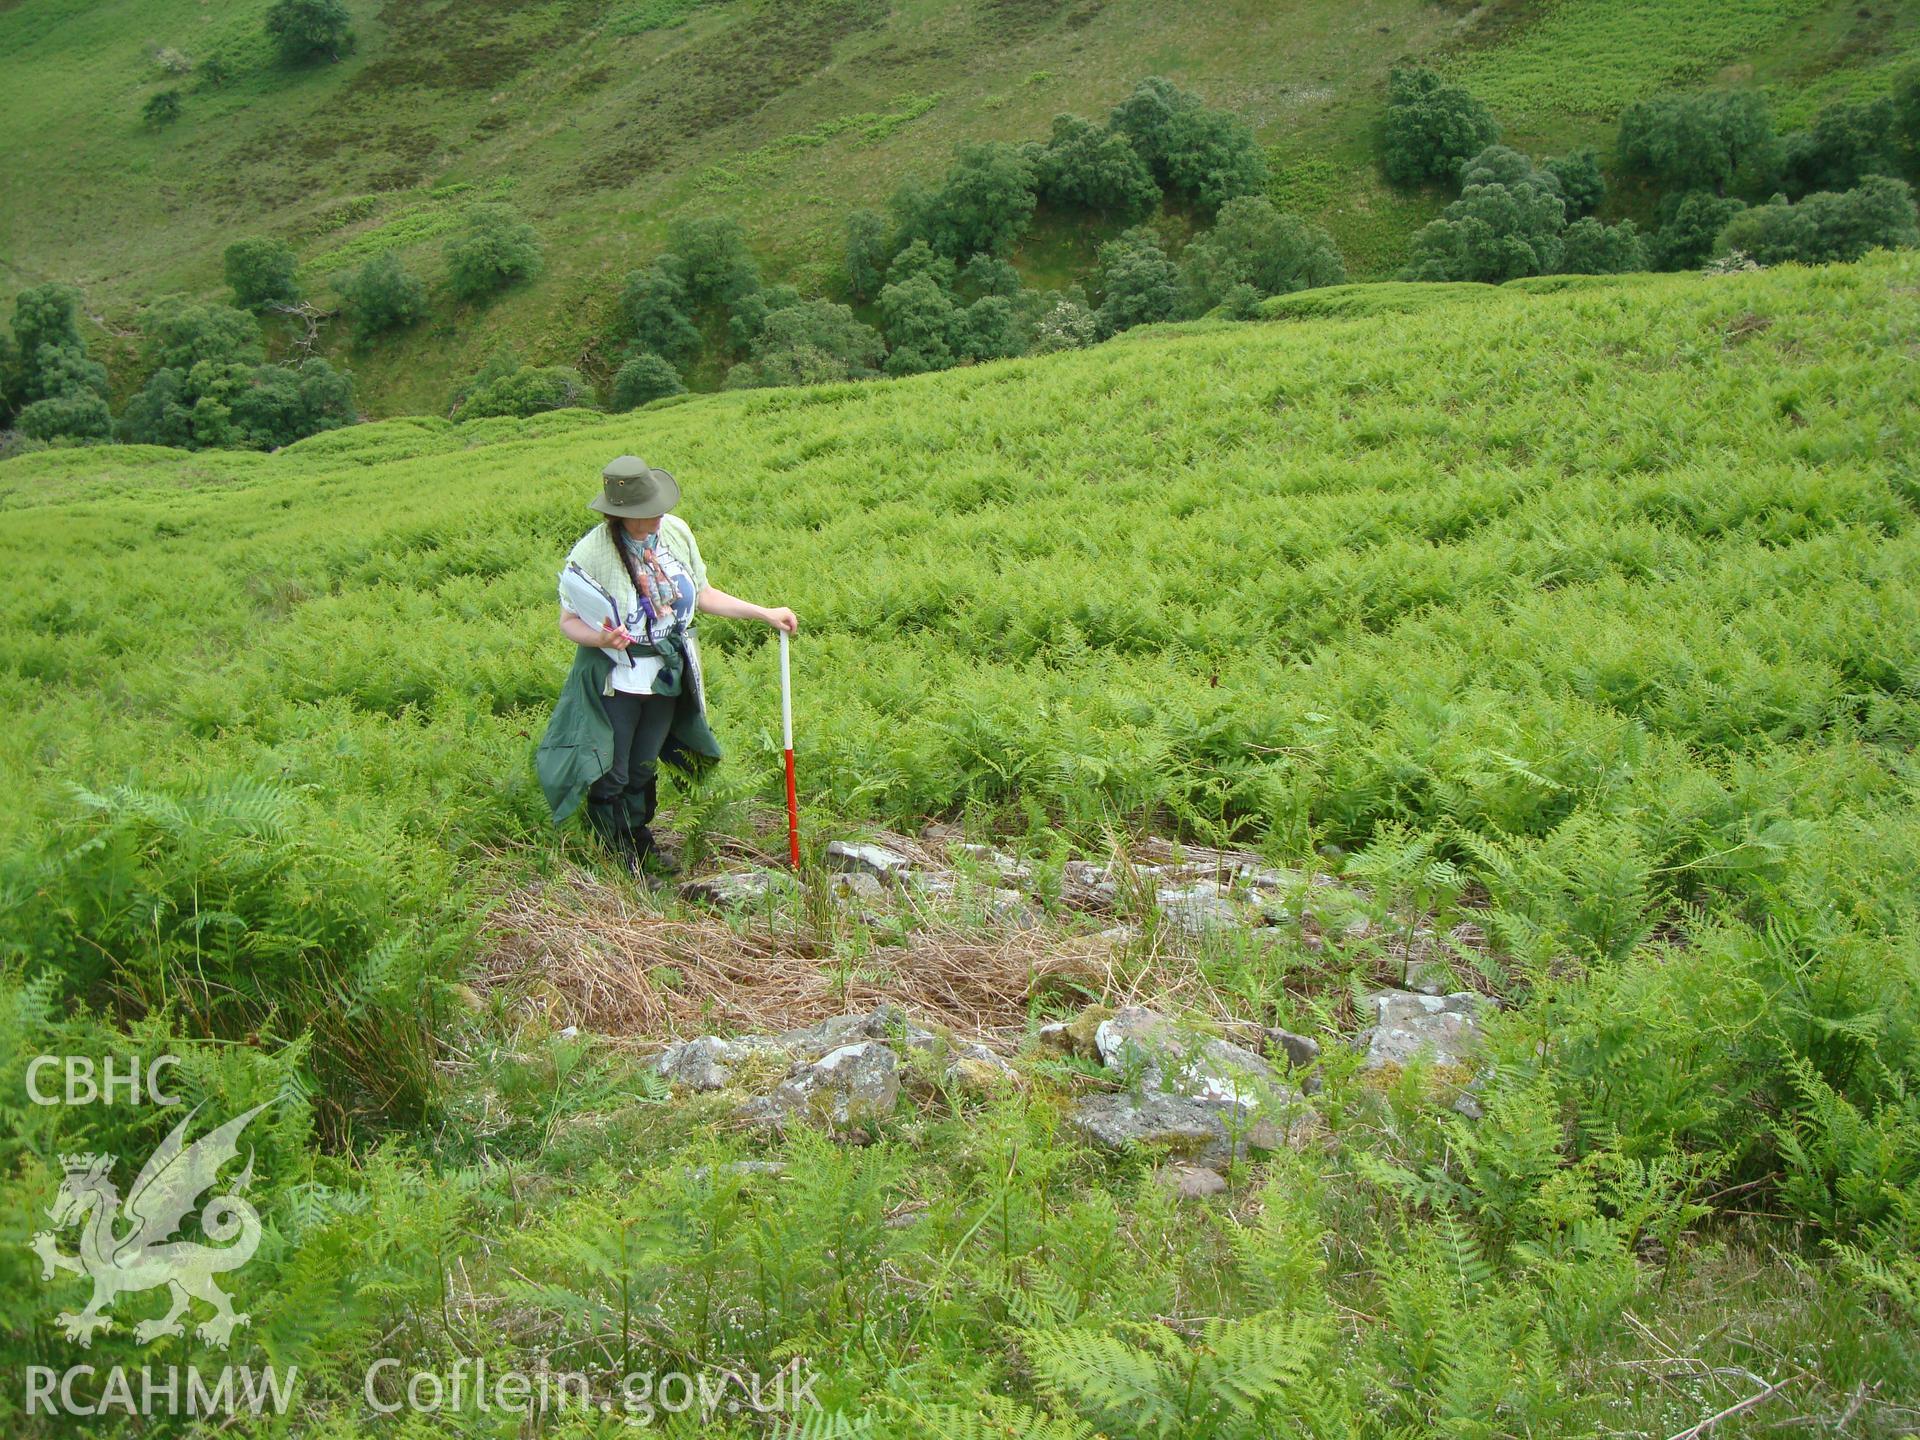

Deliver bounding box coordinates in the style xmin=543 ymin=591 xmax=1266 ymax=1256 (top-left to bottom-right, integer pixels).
xmin=1897 ymin=66 xmax=1920 ymax=153
xmin=666 ymin=216 xmax=761 ymax=310
xmin=843 ymin=208 xmax=894 ymax=302
xmin=1094 ymin=226 xmax=1182 ymax=336
xmin=1545 ymin=149 xmax=1606 ymax=218
xmin=18 ymin=390 xmax=113 ymax=443
xmin=1781 ymin=99 xmax=1900 ymax=198
xmin=725 ymin=300 xmax=885 ymax=388
xmin=224 ymin=237 xmax=302 ymax=313
xmin=7 ymin=284 xmax=109 ymax=417
xmin=25 ymin=342 xmax=109 ymax=404
xmin=1459 ymin=144 xmax=1557 ymax=193
xmin=1651 ymin=190 xmax=1747 ymax=270
xmin=1105 ymin=77 xmax=1266 ymax=212
xmin=1030 ymin=287 xmax=1099 ymax=354
xmin=618 ymin=262 xmax=702 ymax=368
xmin=885 ymin=239 xmax=958 ymax=291
xmin=878 ymin=273 xmax=962 ymax=375
xmin=954 ymin=295 xmax=1030 ymax=362
xmin=1617 ymin=91 xmax=1778 ymax=196
xmin=1180 ymin=196 xmax=1345 ymax=312
xmin=140 ymin=300 xmax=263 ymax=372
xmin=1557 ymin=217 xmax=1647 ymax=274
xmin=1027 ymin=113 xmax=1160 ymax=220
xmin=339 ymin=254 xmax=428 ymax=340
xmin=1401 ymin=181 xmax=1567 ymax=282
xmin=1716 ymin=175 xmax=1919 ymax=265
xmin=265 ymin=0 xmax=353 ymax=63
xmin=225 ymin=357 xmax=355 ymax=447
xmin=454 ymin=361 xmax=592 ymax=420
xmin=445 ymin=203 xmax=542 ymax=301
xmin=143 ymin=91 xmax=183 ymax=127
xmin=610 ymin=352 xmax=685 ymax=411
xmin=1382 ymin=67 xmax=1500 ymax=186
xmin=896 ymin=141 xmax=1038 ymax=258
xmin=725 ymin=283 xmax=801 ymax=351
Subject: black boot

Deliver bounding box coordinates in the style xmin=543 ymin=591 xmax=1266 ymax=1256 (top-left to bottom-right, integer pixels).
xmin=586 ymin=798 xmax=639 ymax=864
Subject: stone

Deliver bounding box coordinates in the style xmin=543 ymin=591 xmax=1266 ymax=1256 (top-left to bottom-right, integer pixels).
xmin=735 ymin=1040 xmax=901 ymax=1130
xmin=1092 ymin=924 xmax=1140 ymax=947
xmin=826 ymin=840 xmax=912 ymax=884
xmin=1234 ymin=863 xmax=1304 ymax=892
xmin=1155 ymin=880 xmax=1249 ymax=936
xmin=828 ymin=871 xmax=886 ymax=903
xmin=687 ymin=1160 xmax=786 ymax=1183
xmin=1094 ymin=1006 xmax=1286 ymax=1106
xmin=951 ymin=843 xmax=1033 ymax=884
xmin=1157 ymin=1162 xmax=1229 ymax=1198
xmin=778 ymin=1004 xmax=933 ymax=1061
xmin=1034 ymin=1005 xmax=1113 ymax=1060
xmin=1399 ymin=961 xmax=1456 ymax=997
xmin=1263 ymin=1027 xmax=1321 ymax=1071
xmin=680 ymin=869 xmax=797 ymax=909
xmin=1357 ymin=991 xmax=1489 ymax=1070
xmin=653 ymin=1034 xmax=786 ymax=1091
xmin=1067 ymin=1091 xmax=1283 ymax=1172
xmin=986 ymin=887 xmax=1042 ymax=928
xmin=944 ymin=1041 xmax=1019 ymax=1093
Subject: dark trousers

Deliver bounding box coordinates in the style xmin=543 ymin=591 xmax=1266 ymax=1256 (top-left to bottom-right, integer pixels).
xmin=586 ymin=690 xmax=676 ymax=851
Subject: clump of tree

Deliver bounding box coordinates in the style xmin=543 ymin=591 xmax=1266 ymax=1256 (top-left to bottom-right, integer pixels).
xmin=1781 ymin=98 xmax=1902 ymax=198
xmin=265 ymin=0 xmax=353 ymax=64
xmin=609 ymin=352 xmax=686 ymax=410
xmin=1715 ymin=175 xmax=1920 ymax=266
xmin=1401 ymin=143 xmax=1643 ymax=282
xmin=874 ymin=243 xmax=1038 ymax=376
xmin=1104 ymin=76 xmax=1267 ymax=213
xmin=891 ymin=141 xmax=1039 ymax=259
xmin=452 ymin=347 xmax=589 ymax=420
xmin=445 ymin=204 xmax=543 ymax=302
xmin=224 ymin=237 xmax=302 ymax=313
xmin=1618 ymin=91 xmax=1778 ymax=197
xmin=725 ymin=300 xmax=885 ymax=388
xmin=1092 ymin=227 xmax=1183 ymax=336
xmin=338 ymin=254 xmax=429 ymax=341
xmin=1023 ymin=113 xmax=1159 ymax=222
xmin=2 ymin=284 xmax=114 ymax=444
xmin=1382 ymin=67 xmax=1500 ymax=186
xmin=1179 ymin=196 xmax=1345 ymax=313
xmin=118 ymin=299 xmax=354 ymax=450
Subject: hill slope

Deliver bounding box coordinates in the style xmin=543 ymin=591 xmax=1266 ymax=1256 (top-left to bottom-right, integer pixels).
xmin=3 ymin=258 xmax=1919 ymax=1433
xmin=2 ymin=0 xmax=1916 ymax=415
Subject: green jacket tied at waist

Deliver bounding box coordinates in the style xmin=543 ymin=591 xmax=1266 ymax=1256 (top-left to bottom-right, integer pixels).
xmin=535 ymin=626 xmax=723 ymax=826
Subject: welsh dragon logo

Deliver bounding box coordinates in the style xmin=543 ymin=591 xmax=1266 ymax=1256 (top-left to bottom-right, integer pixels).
xmin=30 ymin=1102 xmax=270 ymax=1349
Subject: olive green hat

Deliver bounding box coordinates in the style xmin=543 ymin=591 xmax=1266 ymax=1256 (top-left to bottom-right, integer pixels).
xmin=589 ymin=455 xmax=680 ymax=518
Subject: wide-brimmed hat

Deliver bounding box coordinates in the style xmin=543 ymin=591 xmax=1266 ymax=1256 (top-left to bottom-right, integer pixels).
xmin=589 ymin=455 xmax=680 ymax=518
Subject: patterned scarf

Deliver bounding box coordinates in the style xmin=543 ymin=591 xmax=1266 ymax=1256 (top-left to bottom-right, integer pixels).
xmin=615 ymin=526 xmax=676 ymax=638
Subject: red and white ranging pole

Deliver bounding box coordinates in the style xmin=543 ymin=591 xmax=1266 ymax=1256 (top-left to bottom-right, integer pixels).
xmin=780 ymin=630 xmax=800 ymax=868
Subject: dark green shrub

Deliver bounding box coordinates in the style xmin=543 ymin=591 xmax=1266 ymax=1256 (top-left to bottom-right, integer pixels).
xmin=1781 ymin=99 xmax=1901 ymax=198
xmin=1459 ymin=144 xmax=1557 ymax=193
xmin=1401 ymin=181 xmax=1567 ymax=282
xmin=339 ymin=253 xmax=429 ymax=340
xmin=444 ymin=203 xmax=543 ymax=301
xmin=197 ymin=53 xmax=231 ymax=88
xmin=454 ymin=361 xmax=591 ymax=420
xmin=17 ymin=391 xmax=113 ymax=443
xmin=878 ymin=272 xmax=962 ymax=375
xmin=666 ymin=215 xmax=760 ymax=310
xmin=1717 ymin=175 xmax=1920 ymax=265
xmin=224 ymin=236 xmax=302 ymax=312
xmin=953 ymin=294 xmax=1029 ymax=362
xmin=1180 ymin=195 xmax=1346 ymax=313
xmin=1897 ymin=66 xmax=1920 ymax=151
xmin=725 ymin=299 xmax=885 ymax=388
xmin=618 ymin=261 xmax=701 ymax=368
xmin=1617 ymin=91 xmax=1778 ymax=196
xmin=609 ymin=352 xmax=685 ymax=411
xmin=1651 ymin=190 xmax=1748 ymax=270
xmin=726 ymin=283 xmax=801 ymax=351
xmin=1545 ymin=149 xmax=1606 ymax=218
xmin=139 ymin=299 xmax=263 ymax=371
xmin=1105 ymin=77 xmax=1266 ymax=211
xmin=893 ymin=141 xmax=1037 ymax=259
xmin=958 ymin=253 xmax=1023 ymax=299
xmin=226 ymin=357 xmax=356 ymax=447
xmin=1381 ymin=67 xmax=1500 ymax=186
xmin=265 ymin=0 xmax=353 ymax=63
xmin=143 ymin=90 xmax=183 ymax=127
xmin=1556 ymin=217 xmax=1647 ymax=274
xmin=843 ymin=208 xmax=894 ymax=302
xmin=23 ymin=342 xmax=109 ymax=404
xmin=1094 ymin=225 xmax=1182 ymax=335
xmin=1027 ymin=112 xmax=1159 ymax=220
xmin=885 ymin=238 xmax=958 ymax=291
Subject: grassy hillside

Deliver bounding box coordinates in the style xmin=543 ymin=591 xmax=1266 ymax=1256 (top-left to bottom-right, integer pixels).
xmin=3 ymin=257 xmax=1919 ymax=1433
xmin=3 ymin=0 xmax=1916 ymax=417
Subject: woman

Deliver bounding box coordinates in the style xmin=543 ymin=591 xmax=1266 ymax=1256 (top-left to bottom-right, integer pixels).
xmin=535 ymin=455 xmax=799 ymax=876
